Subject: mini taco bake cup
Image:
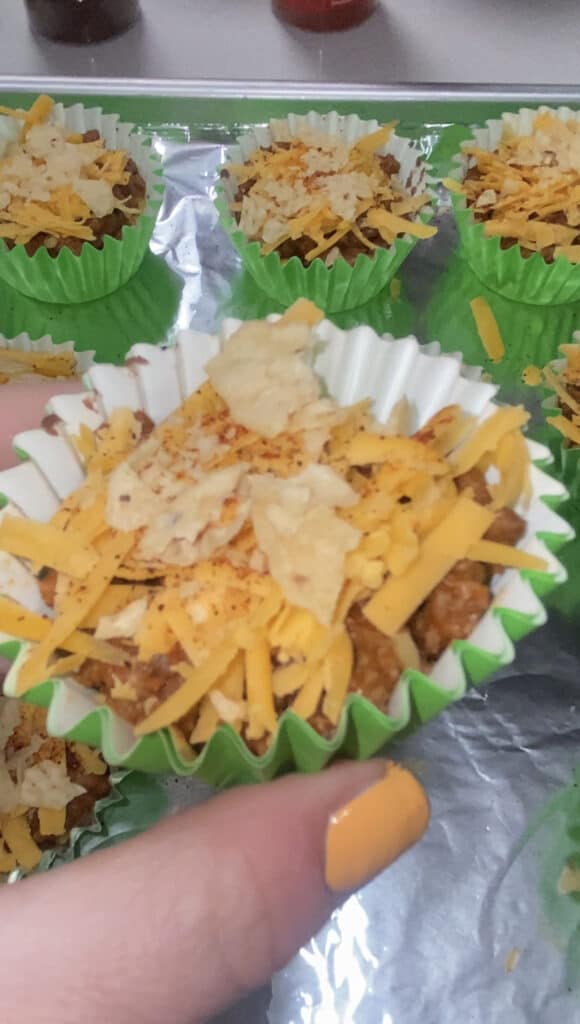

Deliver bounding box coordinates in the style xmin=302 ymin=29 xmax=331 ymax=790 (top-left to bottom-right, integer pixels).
xmin=215 ymin=111 xmax=435 ymax=314
xmin=449 ymin=106 xmax=580 ymax=306
xmin=0 ymin=680 xmax=167 ymax=882
xmin=542 ymin=335 xmax=580 ymax=505
xmin=0 ymin=101 xmax=164 ymax=305
xmin=3 ymin=761 xmax=139 ymax=884
xmin=0 ymin=319 xmax=572 ymax=785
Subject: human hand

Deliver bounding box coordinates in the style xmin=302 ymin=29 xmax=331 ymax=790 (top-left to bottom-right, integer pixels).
xmin=0 ymin=376 xmax=82 ymax=470
xmin=1 ymin=758 xmax=428 ymax=1024
xmin=0 ymin=380 xmax=430 ymax=1024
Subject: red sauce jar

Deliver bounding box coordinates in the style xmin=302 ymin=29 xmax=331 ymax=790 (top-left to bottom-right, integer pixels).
xmin=273 ymin=0 xmax=375 ymax=31
xmin=24 ymin=0 xmax=141 ymax=43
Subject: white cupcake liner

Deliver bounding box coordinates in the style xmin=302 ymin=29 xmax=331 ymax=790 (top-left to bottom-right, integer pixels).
xmin=0 ymin=102 xmax=164 ymax=304
xmin=0 ymin=331 xmax=94 ymax=376
xmin=450 ymin=105 xmax=580 ymax=305
xmin=216 ymin=111 xmax=436 ymax=313
xmin=0 ymin=320 xmax=572 ymax=780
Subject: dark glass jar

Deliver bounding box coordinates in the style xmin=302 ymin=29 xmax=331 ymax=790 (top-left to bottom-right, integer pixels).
xmin=24 ymin=0 xmax=141 ymax=44
xmin=273 ymin=0 xmax=375 ymax=32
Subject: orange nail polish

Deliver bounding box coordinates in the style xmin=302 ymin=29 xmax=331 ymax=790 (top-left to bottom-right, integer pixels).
xmin=325 ymin=761 xmax=430 ymax=893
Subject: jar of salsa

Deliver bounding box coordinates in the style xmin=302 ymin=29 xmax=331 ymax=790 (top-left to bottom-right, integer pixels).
xmin=272 ymin=0 xmax=375 ymax=32
xmin=24 ymin=0 xmax=141 ymax=44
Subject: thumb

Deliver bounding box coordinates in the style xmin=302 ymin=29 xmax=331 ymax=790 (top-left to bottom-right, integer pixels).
xmin=1 ymin=758 xmax=429 ymax=1024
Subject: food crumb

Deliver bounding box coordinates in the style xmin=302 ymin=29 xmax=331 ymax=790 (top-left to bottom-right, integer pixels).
xmin=558 ymin=863 xmax=580 ymax=894
xmin=470 ymin=296 xmax=505 ymax=364
xmin=521 ymin=364 xmax=543 ymax=387
xmin=504 ymin=947 xmax=520 ymax=974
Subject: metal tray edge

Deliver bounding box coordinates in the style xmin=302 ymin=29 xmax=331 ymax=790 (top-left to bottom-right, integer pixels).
xmin=1 ymin=75 xmax=580 ymax=104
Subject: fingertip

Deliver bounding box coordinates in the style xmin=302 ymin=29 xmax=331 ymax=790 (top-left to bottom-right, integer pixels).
xmin=325 ymin=760 xmax=430 ymax=893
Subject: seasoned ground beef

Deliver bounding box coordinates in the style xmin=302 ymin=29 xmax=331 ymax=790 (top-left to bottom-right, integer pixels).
xmin=7 ymin=132 xmax=147 ymax=259
xmin=409 ymin=563 xmax=492 ymax=662
xmin=345 ymin=604 xmax=402 ymax=711
xmin=455 ymin=467 xmax=492 ymax=505
xmin=408 ymin=469 xmax=526 ymax=663
xmin=134 ymin=409 xmax=155 ymax=437
xmin=62 ymin=744 xmax=111 ymax=833
xmin=484 ymin=506 xmax=526 ymax=547
xmin=77 ymin=646 xmax=185 ymax=726
xmin=38 ymin=567 xmax=57 ymax=608
xmin=456 ymin=467 xmax=526 ymax=545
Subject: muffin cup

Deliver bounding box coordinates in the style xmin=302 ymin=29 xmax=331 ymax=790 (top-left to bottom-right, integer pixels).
xmin=0 ymin=102 xmax=164 ymax=304
xmin=0 ymin=320 xmax=572 ymax=785
xmin=215 ymin=111 xmax=435 ymax=314
xmin=1 ymin=764 xmax=167 ymax=883
xmin=0 ymin=330 xmax=94 ymax=375
xmin=0 ymin=251 xmax=181 ymax=362
xmin=542 ymin=340 xmax=580 ymax=505
xmin=449 ymin=105 xmax=580 ymax=305
xmin=221 ymin=267 xmax=416 ymax=339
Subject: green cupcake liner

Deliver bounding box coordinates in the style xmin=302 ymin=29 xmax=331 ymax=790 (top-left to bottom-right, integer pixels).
xmin=3 ymin=765 xmax=167 ymax=882
xmin=449 ymin=105 xmax=580 ymax=305
xmin=0 ymin=320 xmax=572 ymax=785
xmin=516 ymin=765 xmax=580 ymax=990
xmin=216 ymin=110 xmax=435 ymax=314
xmin=0 ymin=252 xmax=181 ymax=362
xmin=220 ymin=267 xmax=416 ymax=338
xmin=425 ymin=251 xmax=580 ymax=404
xmin=0 ymin=101 xmax=165 ymax=304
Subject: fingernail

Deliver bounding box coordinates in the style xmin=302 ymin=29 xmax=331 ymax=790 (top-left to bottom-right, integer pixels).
xmin=325 ymin=760 xmax=430 ymax=892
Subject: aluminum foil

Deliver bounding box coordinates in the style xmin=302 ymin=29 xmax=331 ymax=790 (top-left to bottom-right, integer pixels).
xmin=6 ymin=122 xmax=580 ymax=1022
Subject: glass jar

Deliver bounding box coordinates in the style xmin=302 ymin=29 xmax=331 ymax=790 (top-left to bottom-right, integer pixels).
xmin=272 ymin=0 xmax=375 ymax=32
xmin=24 ymin=0 xmax=141 ymax=44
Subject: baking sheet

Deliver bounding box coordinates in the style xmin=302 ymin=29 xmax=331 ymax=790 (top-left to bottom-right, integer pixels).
xmin=2 ymin=88 xmax=580 ymax=1023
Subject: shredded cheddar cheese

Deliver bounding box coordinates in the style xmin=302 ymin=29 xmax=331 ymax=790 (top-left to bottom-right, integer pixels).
xmin=470 ymin=297 xmax=505 ymax=364
xmin=0 ymin=304 xmax=536 ymax=756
